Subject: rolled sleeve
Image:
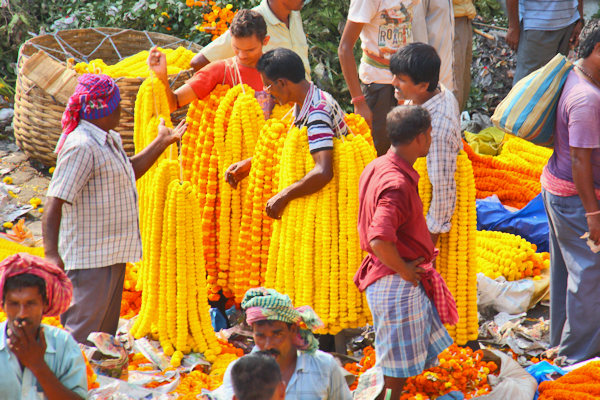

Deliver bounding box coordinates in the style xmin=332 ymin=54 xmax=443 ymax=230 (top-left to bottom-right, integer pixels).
xmin=200 ymin=30 xmax=235 ymax=62
xmin=47 ymin=142 xmax=94 ymax=204
xmin=367 ymin=189 xmax=407 ymax=244
xmin=426 ymin=135 xmax=458 ymax=234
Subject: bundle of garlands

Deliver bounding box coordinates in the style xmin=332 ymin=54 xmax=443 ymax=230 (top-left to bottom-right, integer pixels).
xmin=539 ymin=360 xmax=600 ymax=399
xmin=414 ymin=151 xmax=478 ymax=344
xmin=464 ymin=135 xmax=553 ymax=209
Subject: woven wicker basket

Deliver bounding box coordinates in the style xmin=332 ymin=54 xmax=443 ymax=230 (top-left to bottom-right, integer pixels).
xmin=14 ymin=27 xmax=201 ymax=166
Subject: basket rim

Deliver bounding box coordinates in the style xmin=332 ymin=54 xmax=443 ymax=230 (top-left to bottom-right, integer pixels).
xmin=18 ymin=27 xmax=201 ymax=66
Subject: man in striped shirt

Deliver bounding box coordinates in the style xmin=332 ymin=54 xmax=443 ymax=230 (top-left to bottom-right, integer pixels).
xmin=507 ymin=0 xmax=584 ymax=84
xmin=225 ymin=48 xmax=347 ymax=219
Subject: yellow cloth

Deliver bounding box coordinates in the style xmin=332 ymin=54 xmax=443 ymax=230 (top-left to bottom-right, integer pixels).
xmin=200 ymin=0 xmax=311 ymax=78
xmin=453 ymin=0 xmax=476 ymax=19
xmin=464 ymin=127 xmax=506 ymax=156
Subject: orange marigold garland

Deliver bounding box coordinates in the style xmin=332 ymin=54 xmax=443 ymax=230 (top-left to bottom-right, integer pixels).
xmin=539 ymin=361 xmax=600 ymax=400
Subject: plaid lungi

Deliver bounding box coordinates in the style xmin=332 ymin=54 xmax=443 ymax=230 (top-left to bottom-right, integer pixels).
xmin=365 ymin=273 xmax=453 ymax=378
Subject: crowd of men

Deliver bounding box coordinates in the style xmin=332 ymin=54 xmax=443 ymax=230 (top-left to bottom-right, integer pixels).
xmin=1 ymin=0 xmax=599 ymax=398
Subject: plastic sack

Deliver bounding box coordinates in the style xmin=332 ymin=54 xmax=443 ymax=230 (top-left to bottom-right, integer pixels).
xmin=464 ymin=127 xmax=505 ymax=156
xmin=476 ymin=194 xmax=549 ymax=252
xmin=477 ymin=273 xmax=535 ymax=314
xmin=473 ymin=350 xmax=537 ymax=400
xmin=526 ymin=361 xmax=566 ymax=400
xmin=491 ymin=53 xmax=573 ymax=147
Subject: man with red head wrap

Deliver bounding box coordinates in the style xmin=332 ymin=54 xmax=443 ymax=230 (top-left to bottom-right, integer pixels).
xmin=42 ymin=73 xmax=187 ymax=344
xmin=0 ymin=253 xmax=87 ymax=399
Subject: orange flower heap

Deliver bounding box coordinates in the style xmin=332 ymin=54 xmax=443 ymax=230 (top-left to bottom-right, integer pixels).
xmin=539 ymin=361 xmax=600 ymax=399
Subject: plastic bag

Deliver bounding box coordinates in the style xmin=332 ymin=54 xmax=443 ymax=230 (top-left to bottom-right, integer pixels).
xmin=477 ymin=273 xmax=535 ymax=314
xmin=476 ymin=194 xmax=549 ymax=253
xmin=526 ymin=361 xmax=566 ymax=400
xmin=473 ymin=350 xmax=537 ymax=399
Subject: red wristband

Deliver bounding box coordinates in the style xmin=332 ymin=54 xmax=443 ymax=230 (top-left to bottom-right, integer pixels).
xmin=351 ymin=95 xmax=366 ymax=104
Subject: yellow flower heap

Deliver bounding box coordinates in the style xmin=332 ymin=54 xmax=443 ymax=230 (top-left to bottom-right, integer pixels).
xmin=414 ymin=151 xmax=478 ymax=344
xmin=131 ymin=77 xmax=220 ymax=359
xmin=264 ymin=115 xmax=377 ymax=334
xmin=73 ymin=47 xmax=195 ymax=78
xmin=476 ymin=230 xmax=549 ymax=280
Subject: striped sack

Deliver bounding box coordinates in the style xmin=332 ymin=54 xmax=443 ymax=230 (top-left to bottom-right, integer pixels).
xmin=491 ymin=54 xmax=573 ymax=147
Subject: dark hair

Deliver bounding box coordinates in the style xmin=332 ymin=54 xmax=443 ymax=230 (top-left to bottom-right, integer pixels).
xmin=256 ymin=48 xmax=305 ymax=84
xmin=2 ymin=273 xmax=47 ymax=304
xmin=389 ymin=42 xmax=440 ymax=92
xmin=232 ymin=352 xmax=282 ymax=400
xmin=579 ymin=26 xmax=600 ymax=59
xmin=387 ymin=105 xmax=431 ymax=146
xmin=230 ymin=9 xmax=268 ymax=41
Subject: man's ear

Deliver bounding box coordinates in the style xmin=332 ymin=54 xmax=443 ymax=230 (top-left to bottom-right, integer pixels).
xmin=276 ymin=380 xmax=286 ymax=399
xmin=263 ymin=35 xmax=270 ymax=46
xmin=417 ymin=80 xmax=431 ymax=94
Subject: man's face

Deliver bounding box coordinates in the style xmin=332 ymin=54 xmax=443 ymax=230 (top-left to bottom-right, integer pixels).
xmin=252 ymin=321 xmax=297 ymax=364
xmin=261 ymin=74 xmax=288 ymax=105
xmin=232 ymin=35 xmax=268 ymax=68
xmin=392 ymin=73 xmax=426 ymax=102
xmin=107 ymin=103 xmax=122 ymax=131
xmin=2 ymin=286 xmax=45 ymax=338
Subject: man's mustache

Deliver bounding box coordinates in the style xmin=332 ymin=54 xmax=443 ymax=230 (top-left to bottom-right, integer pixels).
xmin=262 ymin=349 xmax=280 ymax=357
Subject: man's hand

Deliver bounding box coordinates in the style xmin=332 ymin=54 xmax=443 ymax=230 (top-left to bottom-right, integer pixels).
xmin=400 ymin=257 xmax=426 ymax=286
xmin=506 ymin=25 xmax=520 ymax=51
xmin=587 ymin=214 xmax=600 ymax=245
xmin=158 ymin=118 xmax=187 ymax=146
xmin=225 ymin=158 xmax=252 ymax=189
xmin=147 ymin=46 xmax=168 ymax=83
xmin=45 ymin=252 xmax=65 ymax=271
xmin=570 ymin=19 xmax=584 ymax=49
xmin=7 ymin=321 xmax=47 ymax=370
xmin=266 ymin=191 xmax=289 ymax=220
xmin=353 ymin=101 xmax=373 ymax=128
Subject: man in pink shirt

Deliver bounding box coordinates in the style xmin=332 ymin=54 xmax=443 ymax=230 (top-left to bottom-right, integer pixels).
xmin=355 ymin=105 xmax=452 ymax=399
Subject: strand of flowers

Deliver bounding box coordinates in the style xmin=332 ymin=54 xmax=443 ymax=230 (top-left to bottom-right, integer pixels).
xmin=477 ymin=230 xmax=549 ymax=281
xmin=414 ymin=151 xmax=478 ymax=344
xmin=539 ymin=361 xmax=600 ymax=399
xmin=73 ymin=47 xmax=195 ymax=78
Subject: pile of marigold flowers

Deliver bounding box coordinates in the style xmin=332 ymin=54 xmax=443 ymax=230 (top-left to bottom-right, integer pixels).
xmin=538 ymin=360 xmax=600 ymax=399
xmin=464 ymin=135 xmax=552 ymax=209
xmin=343 ymin=346 xmax=376 ymax=391
xmin=191 ymin=1 xmax=237 ymax=41
xmin=476 ymin=230 xmax=549 ymax=281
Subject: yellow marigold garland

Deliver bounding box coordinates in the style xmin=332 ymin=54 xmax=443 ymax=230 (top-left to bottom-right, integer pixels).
xmin=414 ymin=151 xmax=478 ymax=344
xmin=476 ymin=230 xmax=549 ymax=280
xmin=264 ymin=115 xmax=376 ymax=334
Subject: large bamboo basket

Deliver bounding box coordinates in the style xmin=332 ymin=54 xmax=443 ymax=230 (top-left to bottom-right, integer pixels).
xmin=14 ymin=27 xmax=201 ymax=166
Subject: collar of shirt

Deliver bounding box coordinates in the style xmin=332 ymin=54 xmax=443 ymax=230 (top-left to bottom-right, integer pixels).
xmin=385 ymin=148 xmax=420 ymax=184
xmin=79 ymin=120 xmax=122 ymax=148
xmin=293 ymin=82 xmax=316 ymax=125
xmin=0 ymin=321 xmax=56 ymax=356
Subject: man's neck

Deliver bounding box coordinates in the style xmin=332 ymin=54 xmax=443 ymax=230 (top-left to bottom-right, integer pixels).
xmin=85 ymin=119 xmax=112 ymax=133
xmin=278 ymin=349 xmax=298 ymax=384
xmin=267 ymin=0 xmax=292 ymax=26
xmin=579 ymin=58 xmax=600 ymax=88
xmin=411 ymin=88 xmax=440 ymax=106
xmin=391 ymin=145 xmax=419 ymax=166
xmin=292 ymin=80 xmax=312 ymax=108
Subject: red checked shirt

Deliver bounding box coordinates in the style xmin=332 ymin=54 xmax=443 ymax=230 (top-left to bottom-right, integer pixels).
xmin=354 ymin=149 xmax=435 ymax=292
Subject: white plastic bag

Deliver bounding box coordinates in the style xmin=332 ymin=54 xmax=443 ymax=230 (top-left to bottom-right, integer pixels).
xmin=474 ymin=350 xmax=537 ymax=400
xmin=477 ymin=273 xmax=535 ymax=314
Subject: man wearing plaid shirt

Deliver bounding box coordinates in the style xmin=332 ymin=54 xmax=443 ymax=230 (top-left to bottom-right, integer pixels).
xmin=42 ymin=74 xmax=186 ymax=344
xmin=390 ymin=43 xmax=462 ymax=245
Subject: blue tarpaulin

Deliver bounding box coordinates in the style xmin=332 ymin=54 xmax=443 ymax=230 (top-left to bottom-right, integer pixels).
xmin=476 ymin=193 xmax=549 ymax=252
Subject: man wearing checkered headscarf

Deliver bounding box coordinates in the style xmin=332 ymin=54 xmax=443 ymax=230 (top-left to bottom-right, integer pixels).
xmin=0 ymin=253 xmax=88 ymax=399
xmin=211 ymin=287 xmax=353 ymax=400
xmin=43 ymin=73 xmax=186 ymax=344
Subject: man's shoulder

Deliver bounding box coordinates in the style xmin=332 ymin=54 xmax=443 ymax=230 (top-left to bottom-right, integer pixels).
xmin=42 ymin=324 xmax=79 ymax=347
xmin=563 ymin=72 xmax=600 ymax=106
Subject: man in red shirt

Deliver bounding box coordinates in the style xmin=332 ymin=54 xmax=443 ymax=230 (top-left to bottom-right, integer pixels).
xmin=147 ymin=9 xmax=270 ymax=113
xmin=355 ymin=105 xmax=452 ymax=399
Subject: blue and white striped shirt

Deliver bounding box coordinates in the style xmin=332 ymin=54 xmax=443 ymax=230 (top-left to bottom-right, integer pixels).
xmin=519 ymin=0 xmax=580 ymax=31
